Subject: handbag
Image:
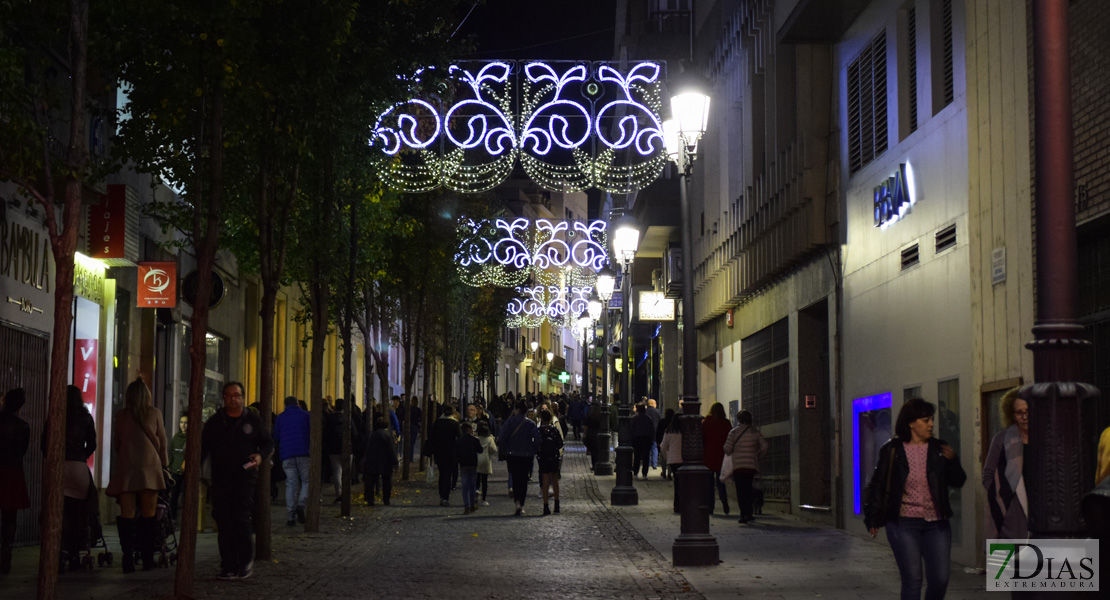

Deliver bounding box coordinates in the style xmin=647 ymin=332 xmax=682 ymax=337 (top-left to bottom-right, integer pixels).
xmin=720 ymin=454 xmax=734 ymax=483
xmin=863 ymin=445 xmax=897 ymax=527
xmin=498 ymin=419 xmax=526 ymax=462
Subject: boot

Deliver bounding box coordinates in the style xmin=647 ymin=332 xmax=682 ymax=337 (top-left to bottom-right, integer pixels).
xmin=0 ymin=544 xmax=10 ymax=575
xmin=138 ymin=516 xmax=158 ymax=571
xmin=116 ymin=517 xmax=135 ymax=574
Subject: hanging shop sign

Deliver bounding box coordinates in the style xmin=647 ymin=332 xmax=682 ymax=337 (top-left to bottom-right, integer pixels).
xmin=88 ymin=184 xmax=127 ymax=259
xmin=137 ymin=262 xmax=177 ymax=308
xmin=873 ymin=163 xmax=916 ymax=229
xmin=181 ymin=269 xmax=225 ymax=309
xmin=73 ymin=252 xmax=106 ymax=304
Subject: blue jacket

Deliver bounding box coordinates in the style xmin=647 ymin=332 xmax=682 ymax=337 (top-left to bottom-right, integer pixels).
xmin=273 ymin=406 xmax=311 ymax=460
xmin=497 ymin=414 xmax=538 ymax=458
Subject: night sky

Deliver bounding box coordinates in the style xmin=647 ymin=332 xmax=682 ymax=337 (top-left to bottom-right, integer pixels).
xmin=451 ymin=0 xmax=616 ymax=61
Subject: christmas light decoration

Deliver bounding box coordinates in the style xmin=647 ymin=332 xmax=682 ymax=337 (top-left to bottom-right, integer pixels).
xmin=369 ymin=61 xmax=667 ymax=194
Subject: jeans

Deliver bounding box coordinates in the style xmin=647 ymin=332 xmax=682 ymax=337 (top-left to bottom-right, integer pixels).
xmin=733 ymin=470 xmax=756 ymax=520
xmin=886 ymin=517 xmax=952 ymax=600
xmin=507 ymin=456 xmax=533 ymax=507
xmin=436 ymin=459 xmax=454 ymax=501
xmin=650 ymin=442 xmax=659 ymax=468
xmin=459 ymin=466 xmax=478 ymax=509
xmin=478 ymin=473 xmax=489 ymax=500
xmin=707 ymin=470 xmax=729 ymax=514
xmin=632 ymin=437 xmax=653 ymax=477
xmin=328 ymin=454 xmax=345 ymax=497
xmin=211 ymin=476 xmax=257 ymax=574
xmin=364 ymin=469 xmax=393 ymax=504
xmin=282 ymin=456 xmax=310 ymax=520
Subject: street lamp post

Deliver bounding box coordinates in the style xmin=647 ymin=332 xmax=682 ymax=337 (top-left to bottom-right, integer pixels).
xmin=664 ymin=74 xmax=719 ymax=566
xmin=611 ymin=215 xmax=639 ymax=506
xmin=529 ymin=339 xmax=539 ymax=395
xmin=594 ymin=271 xmax=615 ymax=476
xmin=1022 ymin=1 xmax=1101 ymax=560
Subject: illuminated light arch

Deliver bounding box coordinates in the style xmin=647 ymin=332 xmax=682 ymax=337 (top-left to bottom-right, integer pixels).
xmin=369 ymin=61 xmax=667 ymax=194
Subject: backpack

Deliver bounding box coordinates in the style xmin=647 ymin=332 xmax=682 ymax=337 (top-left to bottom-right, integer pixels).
xmin=539 ymin=426 xmax=562 ymax=461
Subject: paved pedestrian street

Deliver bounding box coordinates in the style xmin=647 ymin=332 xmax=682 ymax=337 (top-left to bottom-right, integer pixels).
xmin=2 ymin=441 xmax=988 ymax=599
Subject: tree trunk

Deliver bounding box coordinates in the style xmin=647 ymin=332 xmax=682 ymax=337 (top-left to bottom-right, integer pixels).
xmin=255 ymin=284 xmax=278 ymax=559
xmin=35 ymin=2 xmax=88 ymax=596
xmin=304 ymin=278 xmax=328 ymax=532
xmin=174 ymin=82 xmax=227 ymax=600
xmin=340 ymin=195 xmax=356 ymax=516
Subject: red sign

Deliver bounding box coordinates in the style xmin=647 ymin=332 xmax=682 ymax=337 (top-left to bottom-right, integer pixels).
xmin=137 ymin=262 xmax=177 ymax=307
xmin=727 ymin=309 xmax=734 ymax=328
xmin=74 ymin=338 xmax=98 ymax=468
xmin=88 ymin=184 xmax=127 ymax=259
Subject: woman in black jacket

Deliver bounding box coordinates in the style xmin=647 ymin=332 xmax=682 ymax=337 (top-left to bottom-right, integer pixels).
xmin=362 ymin=417 xmax=398 ymax=506
xmin=864 ymin=398 xmax=966 ymax=600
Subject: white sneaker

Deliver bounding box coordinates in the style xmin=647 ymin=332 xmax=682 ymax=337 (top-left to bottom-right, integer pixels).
xmin=482 ymin=501 xmax=490 ymax=506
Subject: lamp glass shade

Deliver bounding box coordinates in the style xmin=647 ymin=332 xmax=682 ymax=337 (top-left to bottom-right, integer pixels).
xmin=595 ymin=270 xmax=616 ymax=301
xmin=671 ymin=92 xmax=711 ymax=144
xmin=577 ymin=316 xmax=593 ymax=332
xmin=662 ymin=118 xmax=681 ymax=162
xmin=546 ymin=351 xmax=554 ymax=362
xmin=588 ymin=298 xmax=602 ymax=321
xmin=530 ymin=340 xmax=539 ymax=352
xmin=613 ymin=221 xmax=640 ymax=265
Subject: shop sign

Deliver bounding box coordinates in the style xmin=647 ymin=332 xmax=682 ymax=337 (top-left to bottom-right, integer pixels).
xmin=73 ymin=338 xmax=98 ymax=468
xmin=88 ymin=184 xmax=127 ymax=259
xmin=1 ymin=213 xmax=52 ymax=292
xmin=873 ymin=163 xmax=915 ymax=229
xmin=137 ymin=262 xmax=177 ymax=307
xmin=74 ymin=253 xmax=106 ymax=304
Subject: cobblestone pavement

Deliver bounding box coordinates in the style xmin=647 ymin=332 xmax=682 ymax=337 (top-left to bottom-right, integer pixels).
xmin=2 ymin=441 xmax=703 ymax=599
xmin=2 ymin=439 xmax=998 ymax=599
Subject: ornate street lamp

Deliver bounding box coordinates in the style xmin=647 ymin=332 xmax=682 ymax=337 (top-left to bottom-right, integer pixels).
xmin=531 ymin=339 xmax=539 ymax=353
xmin=611 ymin=215 xmax=639 ymax=506
xmin=664 ymin=71 xmax=719 ymax=566
xmin=593 ymin=271 xmax=615 ymax=476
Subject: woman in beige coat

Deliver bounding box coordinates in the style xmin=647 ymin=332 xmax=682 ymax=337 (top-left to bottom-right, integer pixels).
xmin=106 ymin=378 xmax=168 ymax=572
xmin=723 ymin=410 xmax=768 ymax=524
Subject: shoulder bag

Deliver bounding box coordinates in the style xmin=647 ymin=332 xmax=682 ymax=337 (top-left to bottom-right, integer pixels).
xmin=864 ymin=445 xmax=897 ymax=527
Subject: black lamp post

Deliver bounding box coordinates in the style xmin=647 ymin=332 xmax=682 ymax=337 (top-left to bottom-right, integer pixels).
xmin=663 ymin=74 xmax=719 ymax=566
xmin=1022 ymin=0 xmax=1101 ymax=571
xmin=611 ymin=214 xmax=639 ymax=505
xmin=594 ymin=271 xmax=615 ymax=476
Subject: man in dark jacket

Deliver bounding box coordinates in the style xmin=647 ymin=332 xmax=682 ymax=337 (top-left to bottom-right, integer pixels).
xmin=497 ymin=402 xmax=538 ymax=516
xmin=630 ymin=403 xmax=656 ymax=479
xmin=429 ymin=405 xmax=461 ymax=506
xmin=201 ymin=382 xmax=273 ymax=580
xmin=273 ymin=396 xmax=310 ymax=526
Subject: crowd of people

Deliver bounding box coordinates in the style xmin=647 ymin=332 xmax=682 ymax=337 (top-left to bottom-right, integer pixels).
xmin=2 ymin=382 xmax=1109 ymax=592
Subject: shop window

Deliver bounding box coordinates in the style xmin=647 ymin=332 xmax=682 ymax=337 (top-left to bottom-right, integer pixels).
xmin=854 ymin=392 xmax=893 ymax=514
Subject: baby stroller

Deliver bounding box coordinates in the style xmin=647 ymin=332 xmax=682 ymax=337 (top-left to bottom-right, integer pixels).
xmin=123 ymin=472 xmax=179 ymax=570
xmin=61 ymin=478 xmax=112 ymax=572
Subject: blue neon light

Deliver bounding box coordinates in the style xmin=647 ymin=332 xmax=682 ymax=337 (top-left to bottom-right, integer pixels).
xmin=852 ymin=392 xmax=893 ymax=515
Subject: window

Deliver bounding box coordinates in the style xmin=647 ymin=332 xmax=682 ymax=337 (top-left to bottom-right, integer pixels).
xmin=901 ymin=243 xmax=920 ymax=270
xmin=847 ymin=31 xmax=889 ymax=174
xmin=898 ymin=5 xmax=918 ymax=139
xmin=931 ymin=0 xmax=955 ymax=113
xmin=741 ymin=319 xmax=790 ymax=426
xmin=935 ymin=223 xmax=957 ymax=254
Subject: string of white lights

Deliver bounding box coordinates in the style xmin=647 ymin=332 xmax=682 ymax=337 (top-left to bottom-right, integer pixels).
xmin=370 ymin=61 xmax=667 ymax=194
